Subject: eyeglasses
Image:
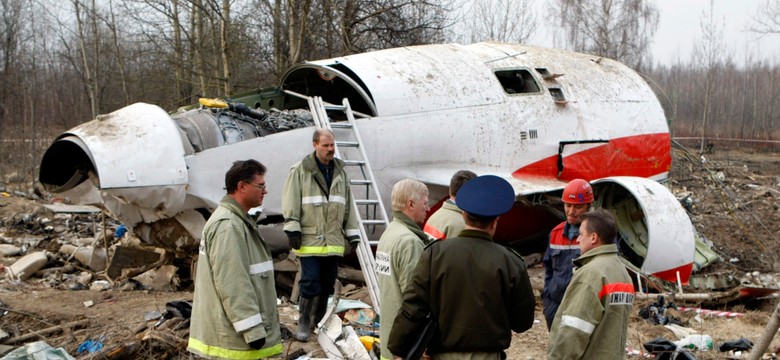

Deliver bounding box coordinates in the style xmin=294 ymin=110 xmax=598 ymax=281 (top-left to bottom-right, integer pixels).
xmin=245 ymin=182 xmax=267 ymax=190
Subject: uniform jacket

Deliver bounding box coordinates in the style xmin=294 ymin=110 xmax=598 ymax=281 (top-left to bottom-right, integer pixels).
xmin=547 ymin=244 xmax=635 ymax=360
xmin=188 ymin=195 xmax=283 ymax=359
xmin=423 ymin=200 xmax=465 ymax=241
xmin=542 ymin=222 xmax=581 ymax=327
xmin=388 ymin=230 xmax=536 ymax=356
xmin=282 ymin=153 xmax=360 ymax=256
xmin=375 ymin=211 xmax=429 ymax=360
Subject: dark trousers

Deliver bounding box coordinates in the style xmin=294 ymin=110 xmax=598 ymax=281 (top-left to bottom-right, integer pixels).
xmin=299 ymin=256 xmax=339 ymax=299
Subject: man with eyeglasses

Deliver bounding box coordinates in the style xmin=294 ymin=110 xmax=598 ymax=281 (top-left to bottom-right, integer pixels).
xmin=282 ymin=128 xmax=361 ymax=342
xmin=188 ymin=160 xmax=283 ymax=359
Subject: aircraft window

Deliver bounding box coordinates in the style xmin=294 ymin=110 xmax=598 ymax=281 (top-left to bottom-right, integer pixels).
xmin=549 ymin=88 xmax=567 ymax=104
xmin=494 ymin=69 xmax=540 ymax=94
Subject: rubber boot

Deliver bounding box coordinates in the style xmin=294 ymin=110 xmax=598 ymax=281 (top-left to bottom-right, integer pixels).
xmin=311 ymin=295 xmax=328 ymax=330
xmin=294 ymin=297 xmax=314 ymax=342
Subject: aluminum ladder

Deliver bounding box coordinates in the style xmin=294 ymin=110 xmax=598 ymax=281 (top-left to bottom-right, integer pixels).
xmin=298 ymin=93 xmax=388 ymax=313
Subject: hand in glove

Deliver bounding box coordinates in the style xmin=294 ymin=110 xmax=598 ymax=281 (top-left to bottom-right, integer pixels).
xmin=248 ymin=337 xmax=266 ymax=350
xmin=346 ymin=241 xmax=359 ymax=255
xmin=287 ymin=231 xmax=302 ymax=250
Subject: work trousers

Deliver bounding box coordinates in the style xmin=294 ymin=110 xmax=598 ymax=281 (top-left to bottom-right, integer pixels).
xmin=299 ymin=256 xmax=339 ymax=299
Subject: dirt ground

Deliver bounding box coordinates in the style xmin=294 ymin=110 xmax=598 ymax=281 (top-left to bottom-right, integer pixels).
xmin=0 ymin=144 xmax=778 ymax=359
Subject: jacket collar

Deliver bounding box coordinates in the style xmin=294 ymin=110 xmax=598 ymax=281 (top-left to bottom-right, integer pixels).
xmin=573 ymin=243 xmax=618 ymax=267
xmin=220 ymin=195 xmax=260 ymax=234
xmin=392 ymin=211 xmax=428 ymax=242
xmin=441 ymin=199 xmax=463 ymax=213
xmin=454 ymin=229 xmax=494 ymax=242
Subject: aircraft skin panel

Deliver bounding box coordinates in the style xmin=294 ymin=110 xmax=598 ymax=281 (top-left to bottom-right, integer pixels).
xmin=309 ymin=43 xmax=505 ymax=116
xmin=593 ymin=177 xmax=695 ymax=283
xmin=512 ymin=133 xmax=672 ymax=181
xmin=65 ymin=103 xmax=189 ymax=188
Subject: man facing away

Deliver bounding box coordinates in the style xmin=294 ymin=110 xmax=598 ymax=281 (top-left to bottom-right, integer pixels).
xmin=547 ymin=209 xmax=635 ymax=360
xmin=542 ymin=179 xmax=593 ymax=329
xmin=376 ymin=179 xmax=431 ymax=360
xmin=188 ymin=160 xmax=283 ymax=359
xmin=388 ymin=175 xmax=536 ymax=360
xmin=282 ymin=128 xmax=361 ymax=342
xmin=423 ymin=170 xmax=477 ymax=241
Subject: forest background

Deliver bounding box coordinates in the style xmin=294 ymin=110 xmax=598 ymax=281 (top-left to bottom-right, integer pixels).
xmin=1 ymin=0 xmax=779 ymax=189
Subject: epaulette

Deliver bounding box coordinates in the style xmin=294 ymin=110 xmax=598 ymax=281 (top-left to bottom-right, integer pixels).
xmin=423 ymin=239 xmax=442 ymax=250
xmin=504 ymin=246 xmax=526 ymax=264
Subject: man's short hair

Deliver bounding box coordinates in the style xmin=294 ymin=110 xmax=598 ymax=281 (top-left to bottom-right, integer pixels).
xmin=580 ymin=209 xmax=618 ymax=245
xmin=464 ymin=213 xmax=496 ymax=229
xmin=391 ymin=179 xmax=428 ymax=212
xmin=450 ymin=170 xmax=477 ymax=197
xmin=312 ymin=128 xmax=334 ymax=143
xmin=225 ymin=160 xmax=267 ymax=194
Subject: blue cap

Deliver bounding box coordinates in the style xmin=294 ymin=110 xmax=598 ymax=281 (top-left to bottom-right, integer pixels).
xmin=456 ymin=175 xmax=515 ymax=217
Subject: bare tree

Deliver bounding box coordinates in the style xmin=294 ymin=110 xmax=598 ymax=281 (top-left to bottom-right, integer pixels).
xmin=750 ymin=0 xmax=780 ymax=35
xmin=552 ymin=0 xmax=659 ymax=68
xmin=691 ymin=0 xmax=725 ymax=153
xmin=466 ymin=0 xmax=537 ymax=43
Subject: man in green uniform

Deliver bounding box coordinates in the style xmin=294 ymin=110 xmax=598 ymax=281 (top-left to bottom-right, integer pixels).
xmin=187 ymin=160 xmax=283 ymax=359
xmin=423 ymin=170 xmax=476 ymax=241
xmin=376 ymin=179 xmax=430 ymax=360
xmin=389 ymin=175 xmax=536 ymax=360
xmin=282 ymin=129 xmax=360 ymax=342
xmin=547 ymin=209 xmax=635 ymax=360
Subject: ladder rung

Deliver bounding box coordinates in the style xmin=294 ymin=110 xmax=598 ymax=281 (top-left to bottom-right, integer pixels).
xmin=336 ymin=141 xmax=359 ymax=148
xmin=324 ymin=104 xmax=346 ymax=111
xmin=351 ymin=179 xmax=372 ymax=185
xmin=355 ymin=199 xmax=379 ymax=206
xmin=361 ymin=219 xmax=385 ymax=225
xmin=330 ymin=122 xmax=352 ymax=129
xmin=344 ymin=160 xmax=365 ymax=166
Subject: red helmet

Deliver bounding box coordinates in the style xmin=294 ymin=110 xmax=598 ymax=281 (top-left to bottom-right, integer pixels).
xmin=562 ymin=179 xmax=594 ymax=204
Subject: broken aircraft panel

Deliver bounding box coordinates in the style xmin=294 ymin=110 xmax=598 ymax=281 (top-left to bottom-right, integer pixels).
xmin=39 ymin=42 xmax=698 ymax=284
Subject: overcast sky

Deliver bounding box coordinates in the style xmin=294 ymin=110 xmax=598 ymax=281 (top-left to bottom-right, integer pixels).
xmin=650 ymin=0 xmax=780 ymax=65
xmin=490 ymin=0 xmax=780 ymax=66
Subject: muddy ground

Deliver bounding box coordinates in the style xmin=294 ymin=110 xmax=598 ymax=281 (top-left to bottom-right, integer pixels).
xmin=0 ymin=144 xmax=777 ymax=359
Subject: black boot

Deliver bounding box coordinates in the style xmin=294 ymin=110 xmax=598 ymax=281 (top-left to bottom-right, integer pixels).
xmin=294 ymin=297 xmax=314 ymax=342
xmin=311 ymin=295 xmax=328 ymax=330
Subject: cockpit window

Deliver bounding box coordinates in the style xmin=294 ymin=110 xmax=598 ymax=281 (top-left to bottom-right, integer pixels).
xmin=494 ymin=69 xmax=540 ymax=94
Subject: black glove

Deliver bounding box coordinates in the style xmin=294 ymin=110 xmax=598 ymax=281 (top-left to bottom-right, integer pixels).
xmin=287 ymin=231 xmax=302 ymax=250
xmin=248 ymin=337 xmax=265 ymax=350
xmin=347 ymin=241 xmax=359 ymax=255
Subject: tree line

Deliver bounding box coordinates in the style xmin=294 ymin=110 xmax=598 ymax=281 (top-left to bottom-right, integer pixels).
xmin=0 ymin=0 xmax=778 ymax=189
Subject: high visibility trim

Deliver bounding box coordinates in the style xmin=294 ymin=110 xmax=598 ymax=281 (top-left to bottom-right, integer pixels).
xmin=232 ymin=313 xmax=262 ymax=332
xmin=549 ymin=244 xmax=579 ymax=250
xmin=188 ymin=337 xmax=283 ymax=359
xmin=423 ymin=223 xmax=446 ymax=240
xmin=296 ymin=245 xmax=346 ymax=255
xmin=329 ymin=195 xmax=347 ymax=205
xmin=561 ymin=315 xmax=595 ymax=334
xmin=345 ymin=229 xmax=360 ymax=237
xmin=598 ymin=283 xmax=635 ymax=300
xmin=302 ymin=196 xmax=327 ymax=205
xmin=249 ymin=261 xmax=274 ymax=275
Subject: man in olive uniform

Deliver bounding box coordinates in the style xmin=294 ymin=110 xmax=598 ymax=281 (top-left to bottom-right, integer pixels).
xmin=547 ymin=209 xmax=635 ymax=360
xmin=376 ymin=179 xmax=430 ymax=360
xmin=188 ymin=160 xmax=283 ymax=359
xmin=282 ymin=129 xmax=361 ymax=342
xmin=423 ymin=170 xmax=476 ymax=241
xmin=388 ymin=175 xmax=536 ymax=360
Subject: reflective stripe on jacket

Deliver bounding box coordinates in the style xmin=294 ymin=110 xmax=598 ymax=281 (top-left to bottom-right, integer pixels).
xmin=187 ymin=195 xmax=282 ymax=359
xmin=282 ymin=153 xmax=360 ymax=256
xmin=547 ymin=244 xmax=635 ymax=360
xmin=423 ymin=200 xmax=464 ymax=241
xmin=376 ymin=211 xmax=429 ymax=359
xmin=542 ymin=222 xmax=580 ymax=328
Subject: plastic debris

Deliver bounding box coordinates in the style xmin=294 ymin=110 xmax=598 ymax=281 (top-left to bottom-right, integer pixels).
xmin=76 ymin=338 xmax=104 ymax=354
xmin=676 ymin=334 xmax=713 ymax=351
xmin=718 ymin=338 xmax=754 ymax=352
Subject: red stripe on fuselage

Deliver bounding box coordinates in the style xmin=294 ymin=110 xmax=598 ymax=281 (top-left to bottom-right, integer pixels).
xmin=512 ymin=133 xmax=671 ymax=182
xmin=651 ymin=262 xmax=693 ymax=285
xmin=598 ymin=283 xmax=635 ymax=300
